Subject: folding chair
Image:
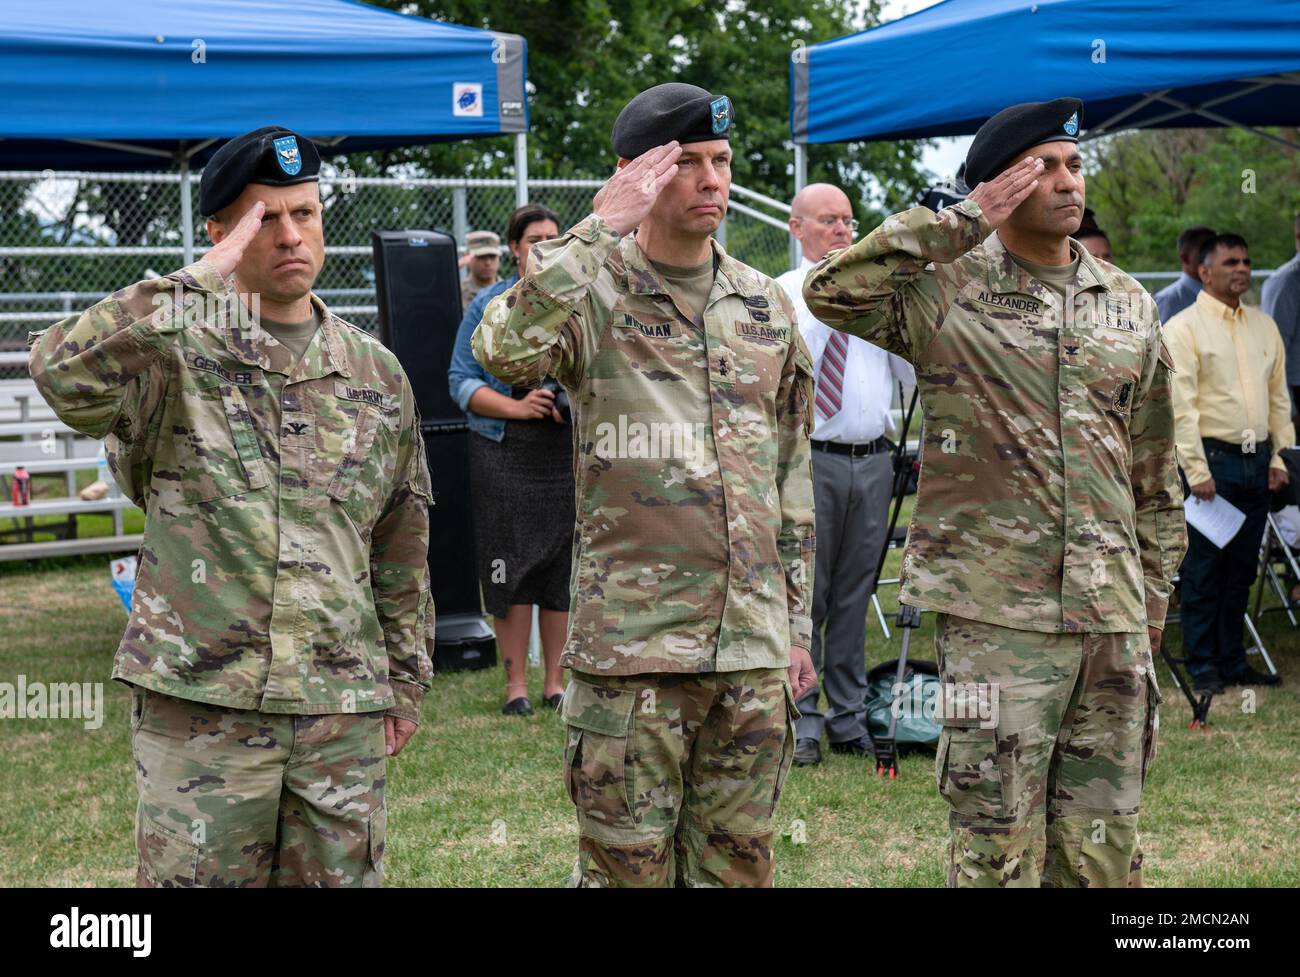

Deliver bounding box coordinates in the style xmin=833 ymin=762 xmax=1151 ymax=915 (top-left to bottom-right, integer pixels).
xmin=1250 ymin=511 xmax=1299 ymax=630
xmin=1250 ymin=446 xmax=1300 ymax=633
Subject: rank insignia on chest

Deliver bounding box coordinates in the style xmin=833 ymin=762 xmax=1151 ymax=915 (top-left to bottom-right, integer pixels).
xmin=621 ymin=313 xmax=677 ymax=338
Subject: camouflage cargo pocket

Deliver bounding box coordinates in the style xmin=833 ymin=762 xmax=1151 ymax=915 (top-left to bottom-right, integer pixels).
xmin=562 ymin=678 xmax=636 ymax=830
xmin=363 ymin=806 xmax=386 ymax=888
xmin=935 ymin=715 xmax=1009 ymax=821
xmin=135 ymin=808 xmax=200 ymax=888
xmin=173 ymin=370 xmax=268 ymax=504
xmin=769 ymin=682 xmax=800 ymax=818
xmin=327 ymin=399 xmax=401 ymax=534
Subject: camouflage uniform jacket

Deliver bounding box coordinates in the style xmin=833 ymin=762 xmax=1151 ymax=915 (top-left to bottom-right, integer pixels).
xmin=28 ymin=261 xmax=435 ymax=721
xmin=473 ymin=213 xmax=816 ymax=675
xmin=805 ymin=200 xmax=1186 ymax=634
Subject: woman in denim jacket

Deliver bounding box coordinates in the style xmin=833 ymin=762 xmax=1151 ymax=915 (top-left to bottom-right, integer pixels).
xmin=448 ymin=203 xmax=572 ymax=715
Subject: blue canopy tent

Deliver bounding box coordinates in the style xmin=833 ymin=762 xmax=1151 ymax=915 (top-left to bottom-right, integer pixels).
xmin=0 ymin=0 xmax=528 ymax=258
xmin=789 ymin=0 xmax=1300 ymax=188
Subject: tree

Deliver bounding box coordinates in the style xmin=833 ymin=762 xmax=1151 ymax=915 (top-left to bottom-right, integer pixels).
xmin=1083 ymin=127 xmax=1300 ymax=273
xmin=357 ymin=0 xmax=932 ymax=228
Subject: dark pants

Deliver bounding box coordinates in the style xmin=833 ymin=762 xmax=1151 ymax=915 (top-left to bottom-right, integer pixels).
xmin=797 ymin=447 xmax=892 ymax=744
xmin=1179 ymin=444 xmax=1271 ymax=682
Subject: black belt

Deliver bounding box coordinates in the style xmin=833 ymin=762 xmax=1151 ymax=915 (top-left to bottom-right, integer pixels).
xmin=812 ymin=436 xmax=890 ymax=457
xmin=1203 ymin=436 xmax=1271 ymax=456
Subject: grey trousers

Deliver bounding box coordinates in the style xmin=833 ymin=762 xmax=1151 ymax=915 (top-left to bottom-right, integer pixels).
xmin=797 ymin=447 xmax=893 ymax=744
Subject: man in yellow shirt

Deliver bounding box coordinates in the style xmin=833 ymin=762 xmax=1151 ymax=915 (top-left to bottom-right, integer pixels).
xmin=1164 ymin=233 xmax=1294 ymax=692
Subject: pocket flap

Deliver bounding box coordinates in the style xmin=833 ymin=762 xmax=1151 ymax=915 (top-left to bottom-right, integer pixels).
xmin=562 ymin=678 xmax=633 ymax=737
xmin=938 ymin=714 xmax=992 ymax=729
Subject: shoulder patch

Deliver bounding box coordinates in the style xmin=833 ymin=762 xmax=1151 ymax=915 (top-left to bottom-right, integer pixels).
xmin=1157 ymin=338 xmax=1175 ymax=374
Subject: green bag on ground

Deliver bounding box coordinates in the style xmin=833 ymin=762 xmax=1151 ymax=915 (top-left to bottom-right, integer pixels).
xmin=864 ymin=658 xmax=942 ymax=748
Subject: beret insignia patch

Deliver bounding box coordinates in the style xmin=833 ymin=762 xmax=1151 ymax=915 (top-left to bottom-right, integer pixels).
xmin=273 ymin=135 xmax=302 ymax=176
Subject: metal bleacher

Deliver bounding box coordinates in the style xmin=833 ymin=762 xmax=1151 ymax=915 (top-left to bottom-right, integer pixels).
xmin=0 ymin=363 xmax=141 ymax=562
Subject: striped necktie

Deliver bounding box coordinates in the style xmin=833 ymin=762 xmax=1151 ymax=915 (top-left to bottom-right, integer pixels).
xmin=815 ymin=329 xmax=848 ymax=419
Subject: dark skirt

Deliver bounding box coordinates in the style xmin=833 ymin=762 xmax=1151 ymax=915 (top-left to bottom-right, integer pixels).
xmin=468 ymin=419 xmax=576 ymax=618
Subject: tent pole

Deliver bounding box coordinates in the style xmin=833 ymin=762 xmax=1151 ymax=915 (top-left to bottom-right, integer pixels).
xmin=515 ymin=132 xmax=528 ymax=207
xmin=180 ymin=155 xmax=195 ymax=266
xmin=791 ymin=142 xmax=807 ymax=270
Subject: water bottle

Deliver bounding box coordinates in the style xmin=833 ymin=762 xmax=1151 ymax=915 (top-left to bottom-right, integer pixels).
xmin=11 ymin=466 xmax=31 ymax=506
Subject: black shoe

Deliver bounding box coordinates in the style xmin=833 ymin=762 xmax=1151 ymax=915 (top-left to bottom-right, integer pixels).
xmin=829 ymin=736 xmax=872 ymax=756
xmin=1223 ymin=666 xmax=1281 ymax=687
xmin=793 ymin=738 xmax=821 ymax=766
xmin=543 ymin=692 xmax=564 ymax=711
xmin=1191 ymin=675 xmax=1224 ymax=695
xmin=501 ymin=696 xmax=534 ymax=716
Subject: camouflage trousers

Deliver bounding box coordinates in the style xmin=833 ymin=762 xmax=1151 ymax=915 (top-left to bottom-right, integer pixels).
xmin=562 ymin=668 xmax=797 ymax=887
xmin=130 ymin=687 xmax=387 ymax=887
xmin=933 ymin=615 xmax=1162 ymax=888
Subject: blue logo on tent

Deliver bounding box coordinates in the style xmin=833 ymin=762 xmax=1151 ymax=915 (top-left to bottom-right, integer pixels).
xmin=273 ymin=135 xmax=302 ymax=176
xmin=710 ymin=96 xmax=732 ymax=135
xmin=1063 ymin=111 xmax=1079 ymax=137
xmin=458 ymin=88 xmax=479 ymax=111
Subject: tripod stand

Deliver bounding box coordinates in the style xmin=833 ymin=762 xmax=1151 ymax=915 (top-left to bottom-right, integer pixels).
xmin=868 ymin=385 xmax=924 ymax=777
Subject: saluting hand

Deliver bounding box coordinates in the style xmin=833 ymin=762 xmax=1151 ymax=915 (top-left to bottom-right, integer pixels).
xmin=593 ymin=142 xmax=683 ymax=237
xmin=966 ymin=156 xmax=1043 ymax=229
xmin=202 ymin=201 xmax=266 ymax=279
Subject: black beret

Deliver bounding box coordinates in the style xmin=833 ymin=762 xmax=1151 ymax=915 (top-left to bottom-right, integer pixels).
xmin=964 ymin=98 xmax=1083 ymax=188
xmin=611 ymin=83 xmax=734 ymax=160
xmin=200 ymin=126 xmax=321 ymax=217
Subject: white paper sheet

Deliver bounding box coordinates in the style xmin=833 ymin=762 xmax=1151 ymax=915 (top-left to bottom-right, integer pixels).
xmin=1184 ymin=494 xmax=1247 ymax=549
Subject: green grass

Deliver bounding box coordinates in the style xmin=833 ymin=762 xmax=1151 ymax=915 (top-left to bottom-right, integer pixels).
xmin=2 ymin=518 xmax=1297 ymax=887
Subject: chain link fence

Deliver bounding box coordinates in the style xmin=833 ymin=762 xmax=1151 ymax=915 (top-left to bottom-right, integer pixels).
xmin=0 ymin=168 xmax=793 ymax=378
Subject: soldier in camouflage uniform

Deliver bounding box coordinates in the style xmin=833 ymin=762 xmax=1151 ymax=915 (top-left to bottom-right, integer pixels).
xmin=805 ymin=99 xmax=1186 ymax=887
xmin=474 ymin=83 xmax=818 ymax=887
xmin=28 ymin=127 xmax=434 ymax=887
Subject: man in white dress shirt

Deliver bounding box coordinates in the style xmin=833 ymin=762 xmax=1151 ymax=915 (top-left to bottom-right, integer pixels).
xmin=777 ymin=184 xmax=915 ymax=766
